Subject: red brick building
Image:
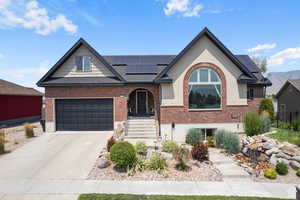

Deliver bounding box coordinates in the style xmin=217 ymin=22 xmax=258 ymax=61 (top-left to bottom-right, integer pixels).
xmin=0 ymin=79 xmax=43 ymax=126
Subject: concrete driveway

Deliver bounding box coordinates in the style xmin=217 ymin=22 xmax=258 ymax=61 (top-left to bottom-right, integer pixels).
xmin=0 ymin=131 xmax=112 ymax=180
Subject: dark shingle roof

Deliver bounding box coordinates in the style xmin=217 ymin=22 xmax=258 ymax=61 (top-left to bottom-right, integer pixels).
xmin=0 ymin=79 xmax=43 ymax=96
xmin=289 ymin=79 xmax=300 ymax=92
xmin=235 ymin=55 xmax=261 ymax=73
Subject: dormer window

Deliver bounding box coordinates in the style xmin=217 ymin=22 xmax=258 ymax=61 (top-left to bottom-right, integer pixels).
xmin=75 ymin=56 xmax=92 ymax=72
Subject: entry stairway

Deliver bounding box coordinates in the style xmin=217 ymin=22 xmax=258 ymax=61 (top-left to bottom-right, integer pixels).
xmin=125 ymin=117 xmax=157 ymax=139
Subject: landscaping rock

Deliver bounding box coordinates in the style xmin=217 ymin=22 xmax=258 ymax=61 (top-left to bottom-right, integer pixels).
xmin=244 ymin=167 xmax=253 ymax=175
xmin=242 ymin=147 xmax=249 ymax=156
xmin=276 ymin=152 xmax=291 ymax=160
xmin=258 ymin=154 xmax=269 ymax=162
xmin=160 ymin=152 xmax=173 ymax=160
xmin=291 ymin=156 xmax=300 ymax=163
xmin=278 ymin=158 xmax=289 ymax=165
xmin=265 ymin=147 xmax=280 ymax=156
xmin=146 ymin=149 xmax=155 ymax=159
xmin=281 ymin=145 xmax=297 ymax=156
xmin=263 ymin=139 xmax=276 ymax=150
xmin=290 ymin=160 xmax=300 ymax=170
xmin=97 ymin=158 xmax=110 ymax=169
xmin=270 ymin=154 xmax=278 ymax=165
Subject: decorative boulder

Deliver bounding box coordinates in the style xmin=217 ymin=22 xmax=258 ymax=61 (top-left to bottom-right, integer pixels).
xmin=281 ymin=145 xmax=297 ymax=156
xmin=160 ymin=152 xmax=173 ymax=160
xmin=292 ymin=156 xmax=300 ymax=163
xmin=242 ymin=147 xmax=249 ymax=156
xmin=276 ymin=152 xmax=291 ymax=160
xmin=278 ymin=158 xmax=289 ymax=165
xmin=146 ymin=149 xmax=155 ymax=159
xmin=258 ymin=154 xmax=269 ymax=162
xmin=290 ymin=160 xmax=300 ymax=170
xmin=270 ymin=154 xmax=278 ymax=165
xmin=265 ymin=147 xmax=280 ymax=156
xmin=263 ymin=140 xmax=276 ymax=150
xmin=97 ymin=158 xmax=110 ymax=169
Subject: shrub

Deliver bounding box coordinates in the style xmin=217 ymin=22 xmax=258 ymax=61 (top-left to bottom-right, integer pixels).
xmin=223 ymin=132 xmax=241 ymax=154
xmin=130 ymin=155 xmax=147 ymax=174
xmin=172 ymin=146 xmax=190 ymax=162
xmin=214 ymin=129 xmax=227 ymax=148
xmin=161 ymin=140 xmax=178 ymax=153
xmin=0 ymin=129 xmax=5 ymax=154
xmin=106 ymin=136 xmax=116 ymax=152
xmin=185 ymin=128 xmax=204 ymax=145
xmin=191 ymin=142 xmax=209 ymax=161
xmin=275 ymin=163 xmax=288 ymax=175
xmin=278 ymin=121 xmax=291 ymax=129
xmin=259 ymin=98 xmax=275 ymax=121
xmin=147 ymin=153 xmax=168 ymax=172
xmin=296 ymin=169 xmax=300 ymax=177
xmin=292 ymin=117 xmax=300 ymax=131
xmin=135 ymin=141 xmax=148 ymax=154
xmin=264 ymin=168 xmax=277 ymax=179
xmin=24 ymin=123 xmax=34 ymax=138
xmin=206 ymin=136 xmax=215 ymax=147
xmin=244 ymin=111 xmax=262 ymax=136
xmin=260 ymin=115 xmax=271 ymax=133
xmin=110 ymin=141 xmax=137 ymax=168
xmin=175 ymin=161 xmax=190 ymax=171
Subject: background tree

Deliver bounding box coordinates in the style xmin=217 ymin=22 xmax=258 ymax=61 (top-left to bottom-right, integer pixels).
xmin=251 ymin=56 xmax=268 ymax=73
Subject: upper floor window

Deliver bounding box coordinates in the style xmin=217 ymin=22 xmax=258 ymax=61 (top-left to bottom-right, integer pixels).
xmin=75 ymin=56 xmax=92 ymax=72
xmin=188 ymin=68 xmax=221 ymax=109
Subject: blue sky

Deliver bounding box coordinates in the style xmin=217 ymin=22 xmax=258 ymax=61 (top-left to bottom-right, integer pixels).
xmin=0 ymin=0 xmax=300 ymax=91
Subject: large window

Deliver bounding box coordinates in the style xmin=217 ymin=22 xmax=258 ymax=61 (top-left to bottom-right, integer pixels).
xmin=189 ymin=68 xmax=221 ymax=109
xmin=75 ymin=56 xmax=92 ymax=72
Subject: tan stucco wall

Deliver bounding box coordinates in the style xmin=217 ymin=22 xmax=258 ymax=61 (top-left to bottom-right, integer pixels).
xmin=161 ymin=35 xmax=248 ymax=106
xmin=52 ymin=45 xmax=114 ymax=77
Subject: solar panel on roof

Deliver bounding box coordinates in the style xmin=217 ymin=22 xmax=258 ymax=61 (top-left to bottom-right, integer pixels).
xmin=126 ymin=65 xmax=158 ymax=74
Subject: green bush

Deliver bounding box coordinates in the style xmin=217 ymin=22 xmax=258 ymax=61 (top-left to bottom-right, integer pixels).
xmin=259 ymin=98 xmax=275 ymax=121
xmin=264 ymin=168 xmax=277 ymax=179
xmin=244 ymin=111 xmax=262 ymax=136
xmin=110 ymin=141 xmax=137 ymax=168
xmin=24 ymin=123 xmax=34 ymax=138
xmin=106 ymin=136 xmax=116 ymax=152
xmin=278 ymin=121 xmax=291 ymax=129
xmin=214 ymin=129 xmax=227 ymax=148
xmin=191 ymin=142 xmax=209 ymax=161
xmin=260 ymin=115 xmax=271 ymax=133
xmin=161 ymin=140 xmax=179 ymax=153
xmin=275 ymin=163 xmax=288 ymax=175
xmin=292 ymin=117 xmax=300 ymax=131
xmin=130 ymin=155 xmax=147 ymax=174
xmin=206 ymin=136 xmax=215 ymax=147
xmin=214 ymin=130 xmax=240 ymax=154
xmin=223 ymin=132 xmax=241 ymax=154
xmin=0 ymin=129 xmax=5 ymax=154
xmin=296 ymin=169 xmax=300 ymax=177
xmin=172 ymin=146 xmax=190 ymax=162
xmin=175 ymin=161 xmax=190 ymax=171
xmin=135 ymin=141 xmax=148 ymax=154
xmin=147 ymin=153 xmax=168 ymax=172
xmin=185 ymin=128 xmax=204 ymax=145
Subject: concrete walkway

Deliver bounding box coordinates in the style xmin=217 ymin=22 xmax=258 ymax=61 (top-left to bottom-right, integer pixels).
xmin=210 ymin=148 xmax=252 ymax=182
xmin=0 ymin=180 xmax=296 ymax=199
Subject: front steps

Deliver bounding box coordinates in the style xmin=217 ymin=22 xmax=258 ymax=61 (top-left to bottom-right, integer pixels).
xmin=125 ymin=117 xmax=157 ymax=139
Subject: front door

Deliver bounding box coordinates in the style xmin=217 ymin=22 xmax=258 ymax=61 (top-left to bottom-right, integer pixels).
xmin=137 ymin=91 xmax=147 ymax=115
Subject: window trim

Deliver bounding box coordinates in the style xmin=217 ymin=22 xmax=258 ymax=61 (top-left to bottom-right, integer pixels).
xmin=76 ymin=56 xmax=92 ymax=72
xmin=188 ymin=67 xmax=222 ymax=111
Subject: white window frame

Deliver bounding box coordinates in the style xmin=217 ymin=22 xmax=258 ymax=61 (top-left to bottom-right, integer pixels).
xmin=76 ymin=56 xmax=92 ymax=72
xmin=188 ymin=68 xmax=222 ymax=111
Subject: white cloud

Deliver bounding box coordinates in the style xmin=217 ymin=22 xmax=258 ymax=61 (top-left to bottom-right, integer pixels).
xmin=247 ymin=43 xmax=277 ymax=52
xmin=268 ymin=47 xmax=300 ymax=66
xmin=164 ymin=0 xmax=203 ymax=17
xmin=0 ymin=0 xmax=77 ymax=35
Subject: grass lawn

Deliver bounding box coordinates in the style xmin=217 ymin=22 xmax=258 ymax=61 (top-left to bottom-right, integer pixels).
xmin=78 ymin=194 xmax=290 ymax=200
xmin=268 ymin=128 xmax=300 ymax=146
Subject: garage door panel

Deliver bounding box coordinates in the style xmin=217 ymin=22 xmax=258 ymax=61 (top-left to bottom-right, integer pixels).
xmin=55 ymin=99 xmax=113 ymax=131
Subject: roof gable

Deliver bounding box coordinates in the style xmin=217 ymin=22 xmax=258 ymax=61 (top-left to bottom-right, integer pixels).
xmin=37 ymin=38 xmax=125 ymax=86
xmin=0 ymin=79 xmax=43 ymax=96
xmin=154 ymin=27 xmax=255 ymax=82
xmin=277 ymin=79 xmax=300 ymax=98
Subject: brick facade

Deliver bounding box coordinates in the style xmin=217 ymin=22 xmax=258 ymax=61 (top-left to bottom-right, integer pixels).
xmin=44 ymin=85 xmax=160 ymax=124
xmin=160 ymin=63 xmax=263 ymax=124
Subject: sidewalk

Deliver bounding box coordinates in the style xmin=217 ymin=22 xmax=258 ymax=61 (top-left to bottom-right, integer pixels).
xmin=0 ymin=180 xmax=296 ymax=199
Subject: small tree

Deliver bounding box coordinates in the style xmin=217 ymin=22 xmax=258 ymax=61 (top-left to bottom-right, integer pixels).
xmin=244 ymin=111 xmax=262 ymax=136
xmin=251 ymin=56 xmax=268 ymax=73
xmin=259 ymin=98 xmax=275 ymax=121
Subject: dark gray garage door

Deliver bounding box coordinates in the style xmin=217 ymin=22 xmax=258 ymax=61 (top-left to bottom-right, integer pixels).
xmin=55 ymin=99 xmax=113 ymax=131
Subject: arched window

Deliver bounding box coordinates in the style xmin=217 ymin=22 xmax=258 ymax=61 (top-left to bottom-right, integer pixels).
xmin=188 ymin=67 xmax=221 ymax=109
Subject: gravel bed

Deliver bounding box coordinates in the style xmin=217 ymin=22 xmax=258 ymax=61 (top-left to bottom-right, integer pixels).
xmin=87 ymin=157 xmax=222 ymax=181
xmin=1 ymin=122 xmax=43 ymax=153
